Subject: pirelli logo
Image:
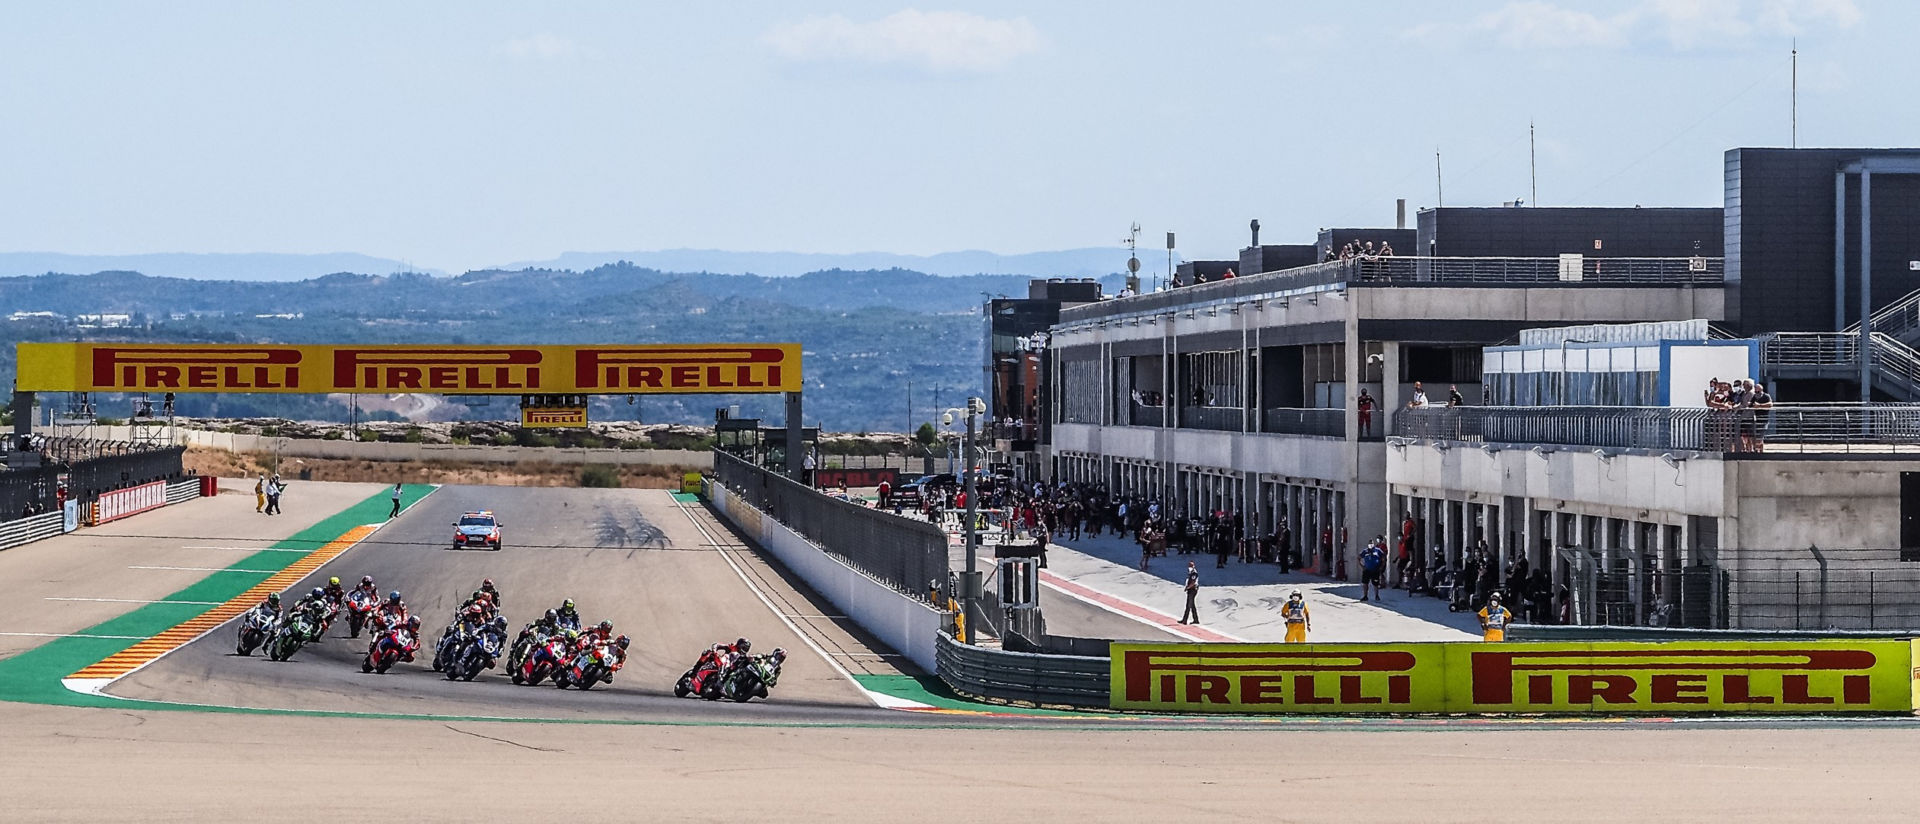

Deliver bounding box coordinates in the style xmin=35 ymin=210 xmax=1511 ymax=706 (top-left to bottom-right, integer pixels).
xmin=15 ymin=342 xmax=802 ymax=395
xmin=575 ymin=346 xmax=793 ymax=392
xmin=332 ymin=348 xmax=542 ymax=392
xmin=1114 ymin=647 xmax=1422 ymax=711
xmin=1109 ymin=641 xmax=1914 ymax=714
xmin=521 ymin=407 xmax=588 ymax=428
xmin=90 ymin=346 xmax=303 ymax=390
xmin=1468 ymin=647 xmax=1881 ymax=708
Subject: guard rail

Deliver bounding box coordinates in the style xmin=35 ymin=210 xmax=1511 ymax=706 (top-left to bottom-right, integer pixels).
xmin=934 ymin=631 xmax=1109 ymax=708
xmin=0 ymin=510 xmax=65 ymax=552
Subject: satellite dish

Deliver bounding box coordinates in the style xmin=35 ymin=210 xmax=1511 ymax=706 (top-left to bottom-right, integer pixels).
xmin=1127 ymin=256 xmax=1141 ymax=273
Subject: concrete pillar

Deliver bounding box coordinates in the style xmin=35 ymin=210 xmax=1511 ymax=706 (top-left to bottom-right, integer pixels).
xmin=1380 ymin=341 xmax=1404 ymax=435
xmin=1626 ymin=519 xmax=1644 ymax=626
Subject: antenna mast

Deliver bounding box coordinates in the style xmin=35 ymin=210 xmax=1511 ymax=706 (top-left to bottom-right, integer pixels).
xmin=1435 ymin=150 xmax=1444 ymax=208
xmin=1530 ymin=120 xmax=1538 ymax=206
xmin=1791 ymin=39 xmax=1798 ymax=148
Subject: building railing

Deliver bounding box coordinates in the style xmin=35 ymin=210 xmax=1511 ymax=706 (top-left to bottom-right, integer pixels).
xmin=1060 ymin=256 xmax=1723 ymax=326
xmin=1121 ymin=401 xmax=1166 ymax=428
xmin=1177 ymin=405 xmax=1242 ymax=432
xmin=1261 ymin=407 xmax=1344 ymax=437
xmin=711 ymin=449 xmax=946 ymax=601
xmin=1396 ymin=404 xmax=1920 ymax=454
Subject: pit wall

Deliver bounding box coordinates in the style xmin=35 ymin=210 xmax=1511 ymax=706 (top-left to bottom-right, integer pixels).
xmin=707 ymin=480 xmax=941 ymax=672
xmin=1109 ymin=640 xmax=1917 ymax=714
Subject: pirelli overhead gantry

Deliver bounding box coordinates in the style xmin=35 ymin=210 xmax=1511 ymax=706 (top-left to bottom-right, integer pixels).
xmin=10 ymin=342 xmax=811 ymax=482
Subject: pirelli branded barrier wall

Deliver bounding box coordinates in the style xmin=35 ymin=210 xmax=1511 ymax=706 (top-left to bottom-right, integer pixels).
xmin=1110 ymin=641 xmax=1919 ymax=714
xmin=15 ymin=343 xmax=802 ymax=395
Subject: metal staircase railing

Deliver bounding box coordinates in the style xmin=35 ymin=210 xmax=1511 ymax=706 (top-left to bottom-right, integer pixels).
xmin=1869 ymin=333 xmax=1920 ymax=402
xmin=1760 ymin=331 xmax=1920 ymax=402
xmin=1846 ymin=288 xmax=1920 ymax=342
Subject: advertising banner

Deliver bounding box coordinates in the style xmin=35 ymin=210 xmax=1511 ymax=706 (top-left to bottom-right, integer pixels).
xmin=1110 ymin=641 xmax=1915 ymax=714
xmin=93 ymin=480 xmax=168 ymax=525
xmin=520 ymin=406 xmax=588 ymax=428
xmin=15 ymin=343 xmax=802 ymax=395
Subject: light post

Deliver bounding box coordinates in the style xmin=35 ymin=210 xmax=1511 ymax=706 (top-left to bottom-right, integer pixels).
xmin=943 ymin=396 xmax=987 ymax=644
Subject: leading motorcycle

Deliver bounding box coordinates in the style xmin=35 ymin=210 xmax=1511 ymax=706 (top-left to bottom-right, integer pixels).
xmin=235 ymin=606 xmax=278 ymax=657
xmin=717 ymin=651 xmax=785 ymax=703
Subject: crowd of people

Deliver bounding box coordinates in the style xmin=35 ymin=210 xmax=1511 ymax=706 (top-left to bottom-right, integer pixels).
xmin=1325 ymin=240 xmax=1396 ymax=262
xmin=1364 ymin=516 xmax=1569 ymax=625
xmin=1705 ymin=377 xmax=1773 ymax=452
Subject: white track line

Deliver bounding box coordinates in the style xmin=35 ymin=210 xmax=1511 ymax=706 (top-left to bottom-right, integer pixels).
xmin=46 ymin=597 xmax=226 ymax=606
xmin=129 ymin=566 xmax=280 ymax=573
xmin=0 ymin=632 xmax=153 ymax=640
xmin=671 ymin=495 xmax=918 ymax=710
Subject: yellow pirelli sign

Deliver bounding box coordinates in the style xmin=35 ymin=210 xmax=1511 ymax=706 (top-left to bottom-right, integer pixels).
xmin=1111 ymin=641 xmax=1916 ymax=714
xmin=520 ymin=406 xmax=588 ymax=428
xmin=15 ymin=343 xmax=801 ymax=395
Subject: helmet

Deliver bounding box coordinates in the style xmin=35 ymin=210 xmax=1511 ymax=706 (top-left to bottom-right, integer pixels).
xmin=615 ymin=635 xmax=630 ymax=649
xmin=561 ymin=599 xmax=575 ymax=612
xmin=310 ymin=587 xmax=325 ymax=599
xmin=329 ymin=576 xmax=340 ymax=586
xmin=543 ymin=609 xmax=558 ymax=623
xmin=360 ymin=575 xmax=373 ymax=585
xmin=388 ymin=591 xmax=402 ymax=603
xmin=406 ymin=615 xmax=421 ymax=629
xmin=491 ymin=616 xmax=508 ymax=630
xmin=481 ymin=578 xmax=495 ymax=590
xmin=597 ymin=620 xmax=613 ymax=634
xmin=266 ymin=592 xmax=281 ymax=605
xmin=563 ymin=629 xmax=579 ymax=641
xmin=734 ymin=637 xmax=751 ymax=654
xmin=466 ymin=605 xmax=484 ymax=619
xmin=770 ymin=648 xmax=787 ymax=665
xmin=470 ymin=590 xmax=483 ymax=601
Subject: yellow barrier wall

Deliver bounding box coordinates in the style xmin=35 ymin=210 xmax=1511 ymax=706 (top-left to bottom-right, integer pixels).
xmin=1110 ymin=641 xmax=1915 ymax=714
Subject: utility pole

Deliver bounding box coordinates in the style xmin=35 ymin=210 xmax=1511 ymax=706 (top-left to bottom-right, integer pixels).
xmin=1791 ymin=39 xmax=1798 ymax=148
xmin=1435 ymin=150 xmax=1444 ymax=208
xmin=1530 ymin=120 xmax=1538 ymax=206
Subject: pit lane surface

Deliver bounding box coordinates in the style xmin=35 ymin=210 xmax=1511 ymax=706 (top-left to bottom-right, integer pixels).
xmin=107 ymin=485 xmax=888 ymax=723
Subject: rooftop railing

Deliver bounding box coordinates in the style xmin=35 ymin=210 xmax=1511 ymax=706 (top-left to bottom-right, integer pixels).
xmin=1395 ymin=404 xmax=1920 ymax=455
xmin=1059 ymin=255 xmax=1723 ymax=326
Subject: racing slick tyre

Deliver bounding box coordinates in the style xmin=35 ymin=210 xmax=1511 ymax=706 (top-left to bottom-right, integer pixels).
xmin=674 ymin=671 xmax=693 ymax=698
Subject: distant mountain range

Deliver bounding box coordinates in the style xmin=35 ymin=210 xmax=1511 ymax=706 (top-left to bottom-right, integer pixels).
xmin=0 ymin=252 xmax=444 ymax=282
xmin=0 ymin=247 xmax=1152 ymax=282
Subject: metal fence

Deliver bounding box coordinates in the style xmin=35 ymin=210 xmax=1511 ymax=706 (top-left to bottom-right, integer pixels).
xmin=1177 ymin=405 xmax=1241 ymax=432
xmin=1262 ymin=407 xmax=1344 ymax=437
xmin=934 ymin=630 xmax=1109 ymax=707
xmin=712 ymin=449 xmax=947 ymax=601
xmin=0 ymin=442 xmax=186 ymax=519
xmin=1396 ymin=404 xmax=1920 ymax=454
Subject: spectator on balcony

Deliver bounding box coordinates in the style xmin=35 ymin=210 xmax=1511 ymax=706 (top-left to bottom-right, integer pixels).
xmin=1356 ymin=388 xmax=1376 ymax=437
xmin=1379 ymin=242 xmax=1395 ymax=257
xmin=1704 ymin=378 xmax=1734 ymax=451
xmin=1448 ymin=385 xmax=1465 ymax=407
xmin=1221 ymin=267 xmax=1236 ymax=280
xmin=1407 ymin=382 xmax=1431 ymax=409
xmin=1324 ymin=246 xmax=1338 ymax=262
xmin=1747 ymin=380 xmax=1773 ymax=452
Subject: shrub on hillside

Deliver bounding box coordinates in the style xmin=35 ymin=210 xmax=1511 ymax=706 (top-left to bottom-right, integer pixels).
xmin=579 ymin=464 xmax=621 ymax=488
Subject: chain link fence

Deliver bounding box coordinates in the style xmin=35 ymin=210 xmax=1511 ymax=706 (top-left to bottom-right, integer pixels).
xmin=1560 ymin=548 xmax=1920 ymax=631
xmin=713 ymin=450 xmax=947 ymax=602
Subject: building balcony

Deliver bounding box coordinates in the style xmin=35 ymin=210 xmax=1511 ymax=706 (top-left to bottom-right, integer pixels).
xmin=1394 ymin=404 xmax=1920 ymax=455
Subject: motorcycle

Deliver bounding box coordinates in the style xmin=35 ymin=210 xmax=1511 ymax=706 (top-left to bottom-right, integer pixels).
xmin=266 ymin=612 xmax=317 ymax=662
xmin=553 ymin=642 xmax=618 ymax=691
xmin=447 ymin=628 xmax=506 ymax=682
xmin=361 ymin=626 xmax=415 ymax=674
xmin=344 ymin=590 xmax=377 ymax=638
xmin=431 ymin=623 xmax=471 ymax=672
xmin=235 ymin=607 xmax=277 ymax=656
xmin=717 ymin=653 xmax=784 ymax=703
xmin=506 ymin=629 xmax=548 ymax=684
xmin=676 ymin=649 xmax=731 ymax=700
xmin=518 ymin=636 xmax=571 ymax=687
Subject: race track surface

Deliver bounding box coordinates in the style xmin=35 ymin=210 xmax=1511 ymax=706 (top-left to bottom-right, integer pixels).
xmin=108 ymin=485 xmax=884 ymax=723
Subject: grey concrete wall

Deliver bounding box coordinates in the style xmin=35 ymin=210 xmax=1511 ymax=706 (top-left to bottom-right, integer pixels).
xmin=1386 ymin=445 xmax=1727 ymax=519
xmin=1726 ymin=460 xmax=1905 ymax=551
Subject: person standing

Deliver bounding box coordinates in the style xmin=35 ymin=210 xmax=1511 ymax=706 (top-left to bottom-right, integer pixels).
xmin=1179 ymin=561 xmax=1201 ymax=625
xmin=876 ymin=478 xmax=892 ymax=510
xmin=255 ymin=475 xmax=267 ymax=514
xmin=1359 ymin=538 xmax=1387 ymax=601
xmin=388 ymin=482 xmax=404 ymax=519
xmin=1407 ymin=381 xmax=1430 ymax=409
xmin=1356 ymin=388 xmax=1375 ymax=437
xmin=1479 ymin=592 xmax=1513 ymax=641
xmin=1281 ymin=591 xmax=1311 ymax=643
xmin=1448 ymin=384 xmax=1465 ymax=407
xmin=264 ymin=475 xmax=283 ymax=516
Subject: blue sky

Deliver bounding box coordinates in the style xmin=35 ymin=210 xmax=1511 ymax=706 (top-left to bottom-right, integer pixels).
xmin=0 ymin=1 xmax=1909 ymax=272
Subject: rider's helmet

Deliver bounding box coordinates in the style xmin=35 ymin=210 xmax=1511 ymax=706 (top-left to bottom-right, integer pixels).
xmin=387 ymin=591 xmax=402 ymax=604
xmin=543 ymin=609 xmax=558 ymax=624
xmin=597 ymin=620 xmax=613 ymax=635
xmin=406 ymin=615 xmax=421 ymax=630
xmin=360 ymin=575 xmax=373 ymax=586
xmin=561 ymin=599 xmax=576 ymax=612
xmin=562 ymin=629 xmax=579 ymax=642
xmin=266 ymin=592 xmax=281 ymax=606
xmin=615 ymin=634 xmax=630 ymax=649
xmin=735 ymin=637 xmax=751 ymax=654
xmin=309 ymin=587 xmax=325 ymax=600
xmin=469 ymin=590 xmax=483 ymax=602
xmin=465 ymin=604 xmax=485 ymax=620
xmin=329 ymin=576 xmax=340 ymax=586
xmin=770 ymin=648 xmax=787 ymax=665
xmin=491 ymin=615 xmax=508 ymax=632
xmin=481 ymin=578 xmax=495 ymax=591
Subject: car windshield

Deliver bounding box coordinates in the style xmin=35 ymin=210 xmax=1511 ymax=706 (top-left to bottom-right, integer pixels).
xmin=459 ymin=516 xmax=493 ymax=527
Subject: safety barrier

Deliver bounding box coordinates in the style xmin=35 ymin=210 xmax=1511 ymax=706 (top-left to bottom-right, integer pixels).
xmin=934 ymin=631 xmax=1110 ymax=707
xmin=1506 ymin=625 xmax=1920 ymax=642
xmin=164 ymin=479 xmax=201 ymax=506
xmin=92 ymin=480 xmax=169 ymax=525
xmin=0 ymin=510 xmax=65 ymax=552
xmin=707 ymin=478 xmax=944 ymax=672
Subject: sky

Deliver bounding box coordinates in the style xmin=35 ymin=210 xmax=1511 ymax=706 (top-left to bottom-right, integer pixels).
xmin=1 ymin=1 xmax=1912 ymax=273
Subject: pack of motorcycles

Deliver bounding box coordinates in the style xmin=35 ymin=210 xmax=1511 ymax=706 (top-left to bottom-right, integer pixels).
xmin=233 ymin=588 xmax=784 ymax=703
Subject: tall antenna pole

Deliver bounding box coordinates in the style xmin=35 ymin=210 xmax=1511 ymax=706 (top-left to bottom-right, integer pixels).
xmin=1435 ymin=150 xmax=1444 ymax=208
xmin=1530 ymin=120 xmax=1538 ymax=206
xmin=1791 ymin=39 xmax=1798 ymax=148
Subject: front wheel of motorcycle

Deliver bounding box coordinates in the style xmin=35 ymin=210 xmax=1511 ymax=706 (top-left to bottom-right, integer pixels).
xmin=362 ymin=659 xmax=374 ymax=673
xmin=674 ymin=674 xmax=692 ymax=698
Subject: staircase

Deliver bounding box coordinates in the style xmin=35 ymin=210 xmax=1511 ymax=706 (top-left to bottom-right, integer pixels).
xmin=1763 ymin=330 xmax=1920 ymax=402
xmin=1845 ymin=288 xmax=1920 ymax=346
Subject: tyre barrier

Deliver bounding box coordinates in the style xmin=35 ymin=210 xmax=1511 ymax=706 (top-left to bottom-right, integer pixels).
xmin=934 ymin=631 xmax=1108 ymax=708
